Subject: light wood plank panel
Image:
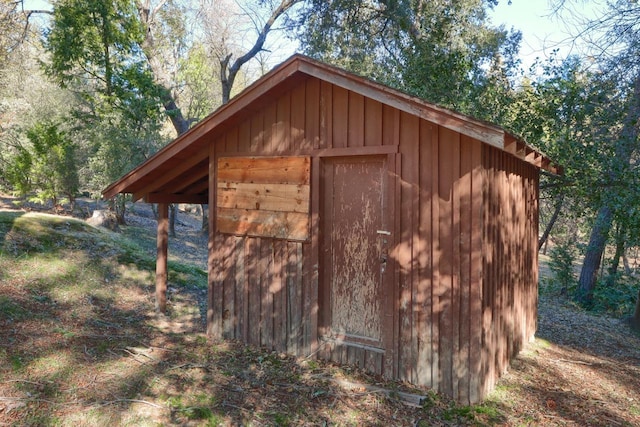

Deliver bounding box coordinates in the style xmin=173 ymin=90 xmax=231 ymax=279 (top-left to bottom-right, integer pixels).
xmin=218 ymin=156 xmax=311 ymax=185
xmin=217 ymin=182 xmax=310 ymax=213
xmin=217 ymin=208 xmax=309 ymax=241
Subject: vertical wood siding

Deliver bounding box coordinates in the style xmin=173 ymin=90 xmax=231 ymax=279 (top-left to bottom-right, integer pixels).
xmin=392 ymin=119 xmax=485 ymax=403
xmin=480 ymin=145 xmax=539 ymax=398
xmin=207 ymin=75 xmax=540 ymax=404
xmin=209 ymin=78 xmax=408 ymax=365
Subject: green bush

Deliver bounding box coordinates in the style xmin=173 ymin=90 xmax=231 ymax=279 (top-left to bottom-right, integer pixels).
xmin=592 ymin=274 xmax=639 ymax=317
xmin=546 ymin=241 xmax=577 ymax=295
xmin=4 ymin=122 xmax=79 ymax=207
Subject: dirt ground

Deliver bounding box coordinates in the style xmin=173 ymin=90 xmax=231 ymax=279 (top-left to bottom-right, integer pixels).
xmin=499 ymin=294 xmax=640 ymax=426
xmin=1 ymin=197 xmax=640 ymax=426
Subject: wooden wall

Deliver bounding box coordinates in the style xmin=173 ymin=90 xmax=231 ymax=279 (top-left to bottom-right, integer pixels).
xmin=208 ymin=234 xmax=312 ymax=355
xmin=206 ymin=75 xmax=540 ymax=404
xmin=391 ymin=118 xmax=485 ymax=403
xmin=480 ymin=145 xmax=539 ymax=398
xmin=207 ymin=77 xmax=403 ymax=363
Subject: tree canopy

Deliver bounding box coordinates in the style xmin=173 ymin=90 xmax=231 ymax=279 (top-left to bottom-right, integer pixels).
xmin=296 ymin=0 xmax=519 ymax=118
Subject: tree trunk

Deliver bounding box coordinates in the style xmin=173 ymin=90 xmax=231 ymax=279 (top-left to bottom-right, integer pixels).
xmin=137 ymin=0 xmax=190 ymax=136
xmin=538 ymin=194 xmax=563 ymax=251
xmin=112 ymin=194 xmax=127 ymax=225
xmin=630 ymin=289 xmax=640 ymax=332
xmin=576 ymin=75 xmax=640 ymax=306
xmin=623 ymin=252 xmax=631 ymax=275
xmin=169 ymin=203 xmax=176 ymax=238
xmin=605 ymin=223 xmax=626 ymax=286
xmin=576 ymin=205 xmax=613 ymax=306
xmin=200 ymin=203 xmax=208 ymax=234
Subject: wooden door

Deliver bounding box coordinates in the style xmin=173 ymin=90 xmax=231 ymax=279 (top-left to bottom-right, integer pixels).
xmin=320 ymin=156 xmax=389 ymax=352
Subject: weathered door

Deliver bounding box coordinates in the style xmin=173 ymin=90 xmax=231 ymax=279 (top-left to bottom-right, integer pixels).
xmin=320 ymin=156 xmax=390 ymax=363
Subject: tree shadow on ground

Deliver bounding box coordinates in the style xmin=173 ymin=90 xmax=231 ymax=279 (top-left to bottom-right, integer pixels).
xmin=487 ymin=296 xmax=640 ymax=426
xmin=0 ymin=211 xmax=445 ymax=426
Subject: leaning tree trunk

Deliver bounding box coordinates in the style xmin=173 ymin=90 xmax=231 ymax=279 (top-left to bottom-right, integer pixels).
xmin=137 ymin=0 xmax=190 ymax=136
xmin=576 ymin=205 xmax=613 ymax=306
xmin=539 ymin=194 xmax=564 ymax=251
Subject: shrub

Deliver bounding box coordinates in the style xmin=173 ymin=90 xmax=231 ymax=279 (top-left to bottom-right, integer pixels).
xmin=547 ymin=240 xmax=577 ymax=295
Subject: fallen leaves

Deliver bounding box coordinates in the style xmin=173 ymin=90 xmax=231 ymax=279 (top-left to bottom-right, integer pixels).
xmin=490 ymin=294 xmax=640 ymax=426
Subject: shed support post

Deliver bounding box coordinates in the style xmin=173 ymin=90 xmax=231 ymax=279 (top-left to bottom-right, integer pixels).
xmin=206 ymin=142 xmax=216 ymax=337
xmin=156 ymin=202 xmax=169 ymax=313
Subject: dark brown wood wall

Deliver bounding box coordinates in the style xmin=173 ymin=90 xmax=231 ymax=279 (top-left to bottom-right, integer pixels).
xmin=480 ymin=145 xmax=539 ymax=398
xmin=392 ymin=118 xmax=485 ymax=403
xmin=206 ymin=75 xmax=540 ymax=404
xmin=209 ymin=234 xmax=311 ymax=355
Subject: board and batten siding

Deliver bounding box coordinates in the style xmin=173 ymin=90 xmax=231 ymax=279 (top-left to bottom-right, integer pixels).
xmin=206 ymin=75 xmax=540 ymax=404
xmin=391 ymin=120 xmax=486 ymax=403
xmin=480 ymin=145 xmax=539 ymax=398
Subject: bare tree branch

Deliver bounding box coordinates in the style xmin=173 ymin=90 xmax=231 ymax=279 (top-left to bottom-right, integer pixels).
xmin=220 ymin=0 xmax=301 ymax=103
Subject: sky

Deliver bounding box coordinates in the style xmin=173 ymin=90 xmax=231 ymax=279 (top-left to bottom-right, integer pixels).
xmin=488 ymin=0 xmax=606 ymax=70
xmin=23 ymin=0 xmax=51 ymax=12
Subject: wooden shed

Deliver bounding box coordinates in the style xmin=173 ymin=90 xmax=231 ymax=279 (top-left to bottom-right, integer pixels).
xmin=103 ymin=54 xmax=560 ymax=404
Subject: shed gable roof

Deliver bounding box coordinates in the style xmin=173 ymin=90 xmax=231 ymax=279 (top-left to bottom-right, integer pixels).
xmin=103 ymin=54 xmax=560 ymax=202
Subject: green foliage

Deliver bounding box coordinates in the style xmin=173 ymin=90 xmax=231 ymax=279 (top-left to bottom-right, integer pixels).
xmin=47 ymin=0 xmax=166 ymax=120
xmin=510 ymin=56 xmax=620 ymax=211
xmin=417 ymin=395 xmax=504 ymax=426
xmin=45 ymin=0 xmax=146 ymax=97
xmin=44 ymin=0 xmax=168 ymax=147
xmin=0 ymin=26 xmax=79 ymax=197
xmin=548 ymin=1 xmax=640 ymax=306
xmin=592 ymin=274 xmax=639 ymax=317
xmin=83 ymin=115 xmax=167 ymax=221
xmin=179 ymin=43 xmax=223 ymax=123
xmin=547 ymin=240 xmax=577 ymax=295
xmin=167 ymin=395 xmax=218 ymax=422
xmin=86 ymin=121 xmax=159 ymax=196
xmin=10 ymin=354 xmax=24 ymax=372
xmin=504 ymin=45 xmax=640 ymax=311
xmin=4 ymin=121 xmax=79 ymax=206
xmin=442 ymin=404 xmax=473 ymax=422
xmin=297 ymin=0 xmax=521 ymax=121
xmin=3 ymin=145 xmax=33 ymax=195
xmin=40 ymin=0 xmax=184 ymax=223
xmin=0 ymin=295 xmax=29 ymax=321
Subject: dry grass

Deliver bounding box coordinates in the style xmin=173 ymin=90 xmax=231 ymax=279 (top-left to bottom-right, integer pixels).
xmin=1 ymin=206 xmax=639 ymax=426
